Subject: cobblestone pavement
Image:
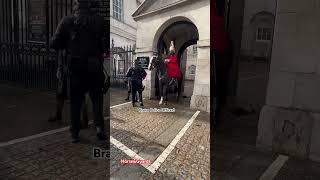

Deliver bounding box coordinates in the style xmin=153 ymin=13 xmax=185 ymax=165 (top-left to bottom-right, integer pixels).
xmin=0 ymin=87 xmax=210 ymax=179
xmin=109 ymin=88 xmax=129 ymax=106
xmin=274 ymin=158 xmax=320 ymax=180
xmin=211 ymin=61 xmax=320 ymax=180
xmin=110 ymin=100 xmax=210 ymax=179
xmin=0 ymin=84 xmax=110 ymax=142
xmin=0 ymin=128 xmax=109 ymax=179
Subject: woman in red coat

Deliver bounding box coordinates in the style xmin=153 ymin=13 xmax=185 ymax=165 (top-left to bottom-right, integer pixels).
xmin=165 ymin=41 xmax=182 ymax=79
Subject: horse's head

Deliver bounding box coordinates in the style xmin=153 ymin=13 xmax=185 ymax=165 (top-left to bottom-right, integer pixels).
xmin=149 ymin=56 xmax=158 ymax=71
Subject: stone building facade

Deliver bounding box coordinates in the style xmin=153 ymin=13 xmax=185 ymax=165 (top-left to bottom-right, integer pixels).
xmin=240 ymin=0 xmax=276 ymax=60
xmin=257 ymin=0 xmax=320 ymax=162
xmin=132 ymin=0 xmax=210 ymax=112
xmin=110 ymin=0 xmax=142 ymax=77
xmin=110 ymin=0 xmax=142 ymax=47
xmin=185 ymin=45 xmax=198 ymax=81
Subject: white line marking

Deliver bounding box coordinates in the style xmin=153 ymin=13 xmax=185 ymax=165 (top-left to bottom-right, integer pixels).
xmin=2 ymin=99 xmax=198 ymax=175
xmin=0 ymin=127 xmax=70 ymax=148
xmin=110 ymin=136 xmax=151 ymax=170
xmin=0 ymin=99 xmax=140 ymax=147
xmin=146 ymin=110 xmax=201 ymax=173
xmin=259 ymin=155 xmax=289 ymax=180
xmin=111 ymin=101 xmax=131 ymax=109
xmin=110 ymin=98 xmax=145 ymax=109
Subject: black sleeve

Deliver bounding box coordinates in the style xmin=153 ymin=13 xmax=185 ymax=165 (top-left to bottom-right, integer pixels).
xmin=142 ymin=69 xmax=147 ymax=79
xmin=100 ymin=16 xmax=108 ymax=54
xmin=126 ymin=68 xmax=132 ymax=77
xmin=50 ymin=16 xmax=71 ymax=50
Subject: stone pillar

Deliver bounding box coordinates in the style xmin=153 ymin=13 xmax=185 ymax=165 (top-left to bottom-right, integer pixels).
xmin=190 ymin=39 xmax=210 ymax=112
xmin=257 ymin=0 xmax=320 ymax=161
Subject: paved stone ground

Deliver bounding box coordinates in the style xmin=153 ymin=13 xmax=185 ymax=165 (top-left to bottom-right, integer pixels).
xmin=212 ymin=110 xmax=278 ymax=180
xmin=213 ymin=61 xmax=320 ymax=180
xmin=0 ymin=85 xmax=210 ymax=179
xmin=212 ymin=61 xmax=279 ymax=180
xmin=110 ymin=100 xmax=210 ymax=179
xmin=0 ymin=128 xmax=109 ymax=179
xmin=0 ymin=83 xmax=110 ymax=142
xmin=274 ymin=158 xmax=320 ymax=180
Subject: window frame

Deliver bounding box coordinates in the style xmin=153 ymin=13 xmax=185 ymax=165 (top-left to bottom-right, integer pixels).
xmin=193 ymin=45 xmax=197 ymax=54
xmin=113 ymin=0 xmax=123 ymax=22
xmin=256 ymin=27 xmax=272 ymax=42
xmin=189 ymin=65 xmax=196 ymax=75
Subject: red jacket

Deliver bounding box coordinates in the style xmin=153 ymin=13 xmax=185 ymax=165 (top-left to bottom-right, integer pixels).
xmin=166 ymin=54 xmax=182 ymax=79
xmin=211 ymin=0 xmax=229 ymax=53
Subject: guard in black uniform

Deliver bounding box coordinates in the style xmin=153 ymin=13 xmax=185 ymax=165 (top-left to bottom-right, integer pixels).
xmin=126 ymin=59 xmax=147 ymax=107
xmin=124 ymin=77 xmax=132 ymax=101
xmin=48 ymin=60 xmax=89 ymax=129
xmin=50 ymin=0 xmax=108 ymax=143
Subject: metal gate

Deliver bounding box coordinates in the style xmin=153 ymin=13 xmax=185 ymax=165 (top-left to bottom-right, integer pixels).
xmin=110 ymin=39 xmax=134 ymax=88
xmin=0 ymin=0 xmax=109 ymax=90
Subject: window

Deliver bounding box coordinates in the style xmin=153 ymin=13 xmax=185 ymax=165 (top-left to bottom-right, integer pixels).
xmin=113 ymin=0 xmax=123 ymax=21
xmin=189 ymin=65 xmax=196 ymax=75
xmin=256 ymin=27 xmax=272 ymax=41
xmin=193 ymin=45 xmax=197 ymax=53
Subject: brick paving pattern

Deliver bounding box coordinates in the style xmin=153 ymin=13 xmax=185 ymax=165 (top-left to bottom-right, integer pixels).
xmin=0 ymin=87 xmax=210 ymax=179
xmin=274 ymin=158 xmax=320 ymax=180
xmin=0 ymin=128 xmax=109 ymax=179
xmin=110 ymin=100 xmax=210 ymax=179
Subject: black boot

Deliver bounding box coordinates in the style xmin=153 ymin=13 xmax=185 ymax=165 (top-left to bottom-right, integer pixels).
xmin=125 ymin=92 xmax=130 ymax=101
xmin=71 ymin=133 xmax=80 ymax=143
xmin=80 ymin=110 xmax=89 ymax=129
xmin=96 ymin=127 xmax=107 ymax=141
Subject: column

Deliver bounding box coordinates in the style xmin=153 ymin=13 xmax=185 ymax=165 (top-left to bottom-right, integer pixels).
xmin=257 ymin=0 xmax=320 ymax=161
xmin=191 ymin=39 xmax=210 ymax=112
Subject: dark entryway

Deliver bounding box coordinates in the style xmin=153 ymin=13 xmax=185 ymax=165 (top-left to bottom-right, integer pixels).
xmin=154 ymin=20 xmax=199 ymax=102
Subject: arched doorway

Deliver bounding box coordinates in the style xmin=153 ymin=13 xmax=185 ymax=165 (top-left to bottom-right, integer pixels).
xmin=152 ymin=17 xmax=199 ymax=104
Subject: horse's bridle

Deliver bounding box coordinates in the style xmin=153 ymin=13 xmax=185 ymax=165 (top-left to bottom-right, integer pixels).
xmin=149 ymin=56 xmax=165 ymax=80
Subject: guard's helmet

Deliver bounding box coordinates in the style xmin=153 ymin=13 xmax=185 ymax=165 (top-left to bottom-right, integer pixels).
xmin=169 ymin=41 xmax=175 ymax=53
xmin=133 ymin=59 xmax=139 ymax=66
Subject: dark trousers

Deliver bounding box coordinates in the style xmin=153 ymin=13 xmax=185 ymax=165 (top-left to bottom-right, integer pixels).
xmin=55 ymin=79 xmax=88 ymax=125
xmin=69 ymin=58 xmax=105 ymax=136
xmin=131 ymin=80 xmax=143 ymax=104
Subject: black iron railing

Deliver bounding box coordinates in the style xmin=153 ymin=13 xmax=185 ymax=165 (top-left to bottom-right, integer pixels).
xmin=0 ymin=0 xmax=109 ymax=91
xmin=110 ymin=39 xmax=135 ymax=89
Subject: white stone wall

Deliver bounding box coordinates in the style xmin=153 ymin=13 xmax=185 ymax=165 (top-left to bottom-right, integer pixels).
xmin=110 ymin=0 xmax=141 ymax=47
xmin=135 ymin=1 xmax=210 ymax=53
xmin=257 ymin=0 xmax=320 ymax=162
xmin=185 ymin=45 xmax=198 ymax=80
xmin=240 ymin=0 xmax=276 ymax=57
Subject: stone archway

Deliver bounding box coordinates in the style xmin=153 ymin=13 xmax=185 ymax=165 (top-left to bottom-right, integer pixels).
xmin=151 ymin=17 xmax=199 ymax=104
xmin=151 ymin=16 xmax=198 ymax=52
xmin=133 ymin=0 xmax=210 ymax=112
